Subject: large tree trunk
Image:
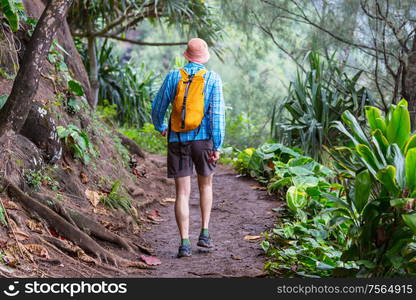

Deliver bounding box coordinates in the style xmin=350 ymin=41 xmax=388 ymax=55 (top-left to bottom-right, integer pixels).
xmin=0 ymin=0 xmax=74 ymax=137
xmin=87 ymin=14 xmax=99 ymax=108
xmin=87 ymin=35 xmax=100 ymax=108
xmin=402 ymin=36 xmax=416 ymax=128
xmin=22 ymin=0 xmax=94 ymax=107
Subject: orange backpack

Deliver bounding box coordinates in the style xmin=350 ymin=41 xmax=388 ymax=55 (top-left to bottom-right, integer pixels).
xmin=170 ymin=68 xmax=207 ymax=132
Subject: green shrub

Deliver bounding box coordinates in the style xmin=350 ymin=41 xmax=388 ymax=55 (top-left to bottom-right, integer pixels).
xmin=119 ymin=123 xmax=167 ymax=155
xmin=80 ymin=39 xmax=157 ymax=127
xmin=327 ymin=99 xmax=416 ymax=277
xmin=57 ymin=124 xmax=97 ymax=164
xmin=235 ymin=142 xmax=349 ymax=277
xmin=100 ymin=181 xmax=134 ymax=216
xmin=24 ymin=168 xmax=59 ymax=191
xmin=272 ymin=51 xmax=374 ymax=161
xmin=0 ymin=0 xmax=25 ymax=32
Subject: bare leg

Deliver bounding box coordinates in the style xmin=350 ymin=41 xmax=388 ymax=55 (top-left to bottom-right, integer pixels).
xmin=197 ymin=174 xmax=213 ymax=230
xmin=174 ymin=176 xmax=191 ymax=239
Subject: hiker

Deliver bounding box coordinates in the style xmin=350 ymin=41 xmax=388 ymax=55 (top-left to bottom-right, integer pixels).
xmin=151 ymin=38 xmax=225 ymax=258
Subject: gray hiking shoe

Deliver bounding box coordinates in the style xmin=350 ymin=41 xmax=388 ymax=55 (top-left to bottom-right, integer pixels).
xmin=197 ymin=234 xmax=213 ymax=248
xmin=177 ymin=244 xmax=192 ymax=258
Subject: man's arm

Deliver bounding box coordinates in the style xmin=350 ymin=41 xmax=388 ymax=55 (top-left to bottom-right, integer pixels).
xmin=151 ymin=71 xmax=176 ymax=133
xmin=211 ymin=74 xmax=225 ymax=152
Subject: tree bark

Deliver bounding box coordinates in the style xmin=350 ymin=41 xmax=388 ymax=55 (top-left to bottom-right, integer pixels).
xmin=0 ymin=0 xmax=74 ymax=137
xmin=402 ymin=35 xmax=416 ymax=128
xmin=87 ymin=35 xmax=99 ymax=108
xmin=86 ymin=13 xmax=99 ymax=108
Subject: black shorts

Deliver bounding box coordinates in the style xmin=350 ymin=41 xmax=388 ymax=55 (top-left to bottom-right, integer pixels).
xmin=167 ymin=139 xmax=217 ymax=178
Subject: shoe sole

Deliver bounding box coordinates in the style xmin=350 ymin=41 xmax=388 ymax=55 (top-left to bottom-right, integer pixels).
xmin=197 ymin=241 xmax=213 ymax=248
xmin=177 ymin=254 xmax=192 ymax=258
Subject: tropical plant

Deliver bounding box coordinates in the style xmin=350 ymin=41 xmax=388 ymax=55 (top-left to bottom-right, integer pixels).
xmin=0 ymin=94 xmax=7 ymax=109
xmin=235 ymin=142 xmax=349 ymax=277
xmin=0 ymin=204 xmax=6 ymax=226
xmin=119 ymin=123 xmax=167 ymax=155
xmin=82 ymin=39 xmax=157 ymax=127
xmin=272 ymin=52 xmax=374 ymax=161
xmin=100 ymin=181 xmax=134 ymax=216
xmin=68 ymin=0 xmax=222 ymax=107
xmin=0 ymin=0 xmax=24 ymax=32
xmin=327 ymin=99 xmax=416 ymax=276
xmin=57 ymin=124 xmax=97 ymax=164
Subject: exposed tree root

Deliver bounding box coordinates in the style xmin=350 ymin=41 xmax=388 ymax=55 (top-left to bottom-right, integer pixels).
xmin=37 ymin=236 xmax=109 ymax=278
xmin=1 ymin=178 xmax=122 ymax=266
xmin=115 ymin=131 xmax=146 ymax=159
xmin=69 ymin=211 xmax=134 ymax=252
xmin=31 ymin=192 xmax=134 ymax=253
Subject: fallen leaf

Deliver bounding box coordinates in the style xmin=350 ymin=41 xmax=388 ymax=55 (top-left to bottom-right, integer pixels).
xmin=132 ymin=167 xmax=146 ymax=178
xmin=26 ymin=220 xmax=44 ymax=234
xmin=140 ymin=255 xmax=161 ymax=266
xmin=93 ymin=207 xmax=109 ymax=216
xmin=80 ymin=171 xmax=89 ymax=184
xmin=24 ymin=244 xmax=50 ymax=259
xmin=2 ymin=199 xmax=19 ymax=210
xmin=7 ymin=220 xmax=29 ymax=241
xmin=77 ymin=250 xmax=95 ymax=263
xmin=99 ymin=220 xmax=125 ymax=231
xmin=147 ymin=210 xmax=163 ymax=222
xmin=48 ymin=227 xmax=66 ymax=241
xmin=3 ymin=252 xmax=19 ymax=267
xmin=244 ymin=235 xmax=261 ymax=241
xmin=250 ymin=185 xmax=267 ymax=191
xmin=161 ymin=197 xmax=176 ymax=203
xmin=85 ymin=189 xmax=104 ymax=207
xmin=231 ymin=254 xmax=242 ymax=260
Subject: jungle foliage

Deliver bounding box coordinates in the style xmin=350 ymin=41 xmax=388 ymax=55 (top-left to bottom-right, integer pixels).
xmin=272 ymin=52 xmax=374 ymax=161
xmin=236 ymin=100 xmax=416 ymax=277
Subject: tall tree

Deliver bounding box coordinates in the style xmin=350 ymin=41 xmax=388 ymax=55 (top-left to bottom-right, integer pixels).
xmin=0 ymin=0 xmax=74 ymax=137
xmin=68 ymin=0 xmax=222 ymax=107
xmin=223 ymin=0 xmax=416 ymax=124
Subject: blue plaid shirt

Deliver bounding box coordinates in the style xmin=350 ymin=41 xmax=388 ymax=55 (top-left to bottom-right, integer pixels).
xmin=151 ymin=62 xmax=225 ymax=151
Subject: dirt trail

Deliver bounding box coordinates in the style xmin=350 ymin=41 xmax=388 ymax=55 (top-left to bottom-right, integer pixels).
xmin=140 ymin=155 xmax=279 ymax=278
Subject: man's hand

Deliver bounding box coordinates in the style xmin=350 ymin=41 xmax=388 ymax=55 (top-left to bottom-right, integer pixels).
xmin=208 ymin=150 xmax=220 ymax=163
xmin=160 ymin=129 xmax=167 ymax=137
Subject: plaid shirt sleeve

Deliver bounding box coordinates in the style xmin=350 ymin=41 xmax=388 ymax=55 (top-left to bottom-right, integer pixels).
xmin=210 ymin=73 xmax=225 ymax=151
xmin=151 ymin=71 xmax=176 ymax=132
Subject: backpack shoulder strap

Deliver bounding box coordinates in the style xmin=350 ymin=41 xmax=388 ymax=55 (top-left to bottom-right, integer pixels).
xmin=195 ymin=69 xmax=208 ymax=77
xmin=179 ymin=68 xmax=189 ymax=80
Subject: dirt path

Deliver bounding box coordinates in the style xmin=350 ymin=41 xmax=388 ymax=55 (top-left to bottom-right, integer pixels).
xmin=140 ymin=156 xmax=279 ymax=278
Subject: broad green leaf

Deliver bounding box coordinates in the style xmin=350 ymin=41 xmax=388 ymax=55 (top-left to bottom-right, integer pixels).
xmin=372 ymin=129 xmax=389 ymax=156
xmin=402 ymin=214 xmax=416 ymax=234
xmin=68 ymin=80 xmax=85 ymax=96
xmin=288 ymin=166 xmax=314 ymax=176
xmin=388 ymin=144 xmax=406 ymax=189
xmin=386 ymin=99 xmax=410 ymax=150
xmin=405 ymin=148 xmax=416 ymax=195
xmin=341 ymin=110 xmax=370 ymax=146
xmin=267 ymin=177 xmax=291 ymax=192
xmin=292 ymin=176 xmax=319 ymax=187
xmin=404 ymin=134 xmax=416 ymax=156
xmin=365 ymin=106 xmax=386 ymax=134
xmin=356 ymin=144 xmax=382 ymax=175
xmin=0 ymin=94 xmax=8 ymax=109
xmin=0 ymin=0 xmax=20 ymax=32
xmin=354 ymin=170 xmax=371 ymax=213
xmin=286 ymin=186 xmax=308 ymax=212
xmin=376 ymin=166 xmax=400 ymax=196
xmin=390 ymin=198 xmax=413 ymax=208
xmin=332 ymin=120 xmax=359 ymax=145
